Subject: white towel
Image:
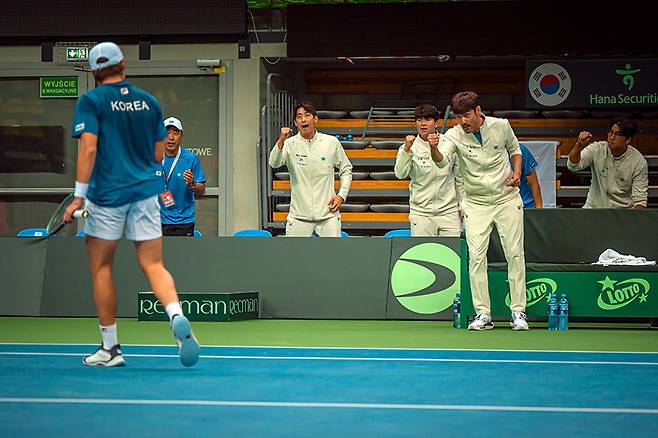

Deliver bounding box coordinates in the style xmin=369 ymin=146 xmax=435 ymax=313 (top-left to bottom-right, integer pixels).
xmin=593 ymin=248 xmax=656 ymax=266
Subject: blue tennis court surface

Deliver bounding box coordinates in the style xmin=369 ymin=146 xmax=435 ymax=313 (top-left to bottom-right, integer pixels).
xmin=1 ymin=344 xmax=657 ymax=437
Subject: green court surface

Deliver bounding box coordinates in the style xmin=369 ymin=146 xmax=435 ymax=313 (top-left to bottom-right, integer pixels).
xmin=1 ymin=317 xmax=657 ymax=352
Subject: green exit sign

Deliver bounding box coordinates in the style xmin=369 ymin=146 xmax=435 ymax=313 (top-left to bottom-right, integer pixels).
xmin=40 ymin=76 xmax=78 ymax=98
xmin=66 ymin=47 xmax=89 ymax=62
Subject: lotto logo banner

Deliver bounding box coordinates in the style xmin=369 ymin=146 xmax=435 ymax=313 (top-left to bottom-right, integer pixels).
xmin=526 ymin=59 xmax=658 ymax=109
xmin=505 ymin=278 xmax=558 ymax=309
xmin=488 ymin=272 xmax=657 ymax=317
xmin=596 ymin=276 xmax=650 ymax=311
xmin=138 ymin=292 xmax=259 ymax=322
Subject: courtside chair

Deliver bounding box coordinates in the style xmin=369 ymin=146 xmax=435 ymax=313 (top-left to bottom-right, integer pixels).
xmin=233 ymin=229 xmax=273 ymax=237
xmin=194 ymin=230 xmax=203 ymax=237
xmin=16 ymin=228 xmax=48 ymax=237
xmin=383 ymin=229 xmax=411 ymax=238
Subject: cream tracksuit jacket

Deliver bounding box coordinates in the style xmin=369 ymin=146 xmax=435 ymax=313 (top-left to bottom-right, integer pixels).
xmin=269 ymin=131 xmax=353 ymax=221
xmin=567 ymin=141 xmax=648 ymax=208
xmin=436 ymin=116 xmax=521 ymax=205
xmin=394 ymin=135 xmax=462 ymax=216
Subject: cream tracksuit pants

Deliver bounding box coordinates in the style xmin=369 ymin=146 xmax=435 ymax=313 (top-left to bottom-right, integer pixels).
xmin=409 ymin=213 xmax=461 ymax=237
xmin=462 ymin=195 xmax=526 ymax=315
xmin=285 ymin=215 xmax=342 ymax=237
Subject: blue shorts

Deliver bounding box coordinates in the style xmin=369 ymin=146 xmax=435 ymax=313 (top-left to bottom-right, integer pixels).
xmin=84 ymin=195 xmax=162 ymax=241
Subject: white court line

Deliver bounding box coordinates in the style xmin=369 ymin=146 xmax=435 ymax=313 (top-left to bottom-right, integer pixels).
xmin=1 ymin=342 xmax=657 ymax=355
xmin=0 ymin=397 xmax=657 ymax=415
xmin=1 ymin=351 xmax=657 ymax=366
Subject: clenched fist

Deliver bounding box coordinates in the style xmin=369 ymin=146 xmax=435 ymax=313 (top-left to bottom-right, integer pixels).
xmin=576 ymin=131 xmax=593 ymax=148
xmin=277 ymin=127 xmax=292 ymax=149
xmin=403 ymin=135 xmax=415 ymax=152
xmin=428 ymin=132 xmax=440 ymax=147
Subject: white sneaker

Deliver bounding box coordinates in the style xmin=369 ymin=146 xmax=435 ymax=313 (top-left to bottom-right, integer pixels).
xmin=468 ymin=314 xmax=494 ymax=331
xmin=83 ymin=344 xmax=126 ymax=367
xmin=511 ymin=311 xmax=529 ymax=331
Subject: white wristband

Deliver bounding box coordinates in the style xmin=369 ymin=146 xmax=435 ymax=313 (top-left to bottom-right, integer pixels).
xmin=74 ymin=181 xmax=88 ymax=198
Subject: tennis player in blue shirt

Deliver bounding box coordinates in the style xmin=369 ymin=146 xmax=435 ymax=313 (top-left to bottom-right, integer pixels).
xmin=64 ymin=42 xmax=199 ymax=367
xmin=158 ymin=117 xmax=206 ymax=236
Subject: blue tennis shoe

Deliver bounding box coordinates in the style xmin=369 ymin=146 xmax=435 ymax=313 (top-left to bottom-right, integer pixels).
xmin=172 ymin=315 xmax=200 ymax=367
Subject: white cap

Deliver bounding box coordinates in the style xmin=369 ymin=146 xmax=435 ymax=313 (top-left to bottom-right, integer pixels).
xmin=88 ymin=42 xmax=124 ymax=71
xmin=164 ymin=117 xmax=183 ymax=132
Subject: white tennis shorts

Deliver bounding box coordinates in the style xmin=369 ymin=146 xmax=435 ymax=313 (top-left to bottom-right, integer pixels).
xmin=84 ymin=195 xmax=162 ymax=241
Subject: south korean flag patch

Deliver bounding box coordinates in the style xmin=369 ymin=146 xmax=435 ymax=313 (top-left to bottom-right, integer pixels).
xmin=120 ymin=87 xmax=129 ymax=95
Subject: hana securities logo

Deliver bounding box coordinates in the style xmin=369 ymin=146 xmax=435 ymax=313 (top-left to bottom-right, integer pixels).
xmin=616 ymin=64 xmax=642 ymax=91
xmin=528 ymin=63 xmax=572 ymax=107
xmin=505 ymin=278 xmax=557 ymax=308
xmin=589 ymin=63 xmax=657 ymax=105
xmin=596 ymin=276 xmax=650 ymax=310
xmin=390 ymin=243 xmax=460 ymax=314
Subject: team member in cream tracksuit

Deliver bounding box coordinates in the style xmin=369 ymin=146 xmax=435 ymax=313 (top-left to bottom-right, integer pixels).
xmin=567 ymin=117 xmax=648 ymax=209
xmin=394 ymin=104 xmax=463 ymax=237
xmin=431 ymin=91 xmax=528 ymax=331
xmin=269 ymin=102 xmax=353 ymax=237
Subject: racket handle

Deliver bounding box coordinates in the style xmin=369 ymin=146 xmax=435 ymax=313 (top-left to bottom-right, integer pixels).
xmin=72 ymin=209 xmax=89 ymax=219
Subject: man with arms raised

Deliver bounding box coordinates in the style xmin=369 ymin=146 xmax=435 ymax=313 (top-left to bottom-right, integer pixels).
xmin=431 ymin=91 xmax=528 ymax=331
xmin=269 ymin=102 xmax=353 ymax=237
xmin=394 ymin=103 xmax=462 ymax=237
xmin=568 ymin=117 xmax=648 ymax=208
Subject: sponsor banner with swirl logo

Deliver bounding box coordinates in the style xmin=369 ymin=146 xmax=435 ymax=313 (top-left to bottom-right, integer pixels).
xmin=386 ymin=237 xmax=468 ymax=320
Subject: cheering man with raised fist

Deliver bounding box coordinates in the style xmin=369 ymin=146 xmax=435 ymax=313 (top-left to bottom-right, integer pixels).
xmin=269 ymin=102 xmax=352 ymax=237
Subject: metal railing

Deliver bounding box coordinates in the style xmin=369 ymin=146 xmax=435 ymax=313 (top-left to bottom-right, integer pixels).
xmin=260 ymin=73 xmax=295 ymax=230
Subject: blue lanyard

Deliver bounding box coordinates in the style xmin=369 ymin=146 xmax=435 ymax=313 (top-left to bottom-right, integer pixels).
xmin=162 ymin=148 xmax=181 ymax=190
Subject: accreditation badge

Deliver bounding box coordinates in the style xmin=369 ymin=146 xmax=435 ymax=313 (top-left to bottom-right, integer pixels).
xmin=160 ymin=191 xmax=176 ymax=208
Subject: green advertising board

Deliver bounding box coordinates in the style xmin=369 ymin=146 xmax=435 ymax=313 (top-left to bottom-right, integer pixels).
xmin=138 ymin=291 xmax=259 ymax=322
xmin=40 ymin=76 xmax=78 ymax=98
xmin=486 ymin=271 xmax=657 ymax=317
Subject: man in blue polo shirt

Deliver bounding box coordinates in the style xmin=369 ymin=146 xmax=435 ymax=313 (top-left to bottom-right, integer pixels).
xmin=514 ymin=143 xmax=543 ymax=208
xmin=63 ymin=42 xmax=199 ymax=368
xmin=158 ymin=117 xmax=206 ymax=236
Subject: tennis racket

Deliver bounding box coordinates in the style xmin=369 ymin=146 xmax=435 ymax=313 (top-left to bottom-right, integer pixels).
xmin=45 ymin=193 xmax=89 ymax=237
